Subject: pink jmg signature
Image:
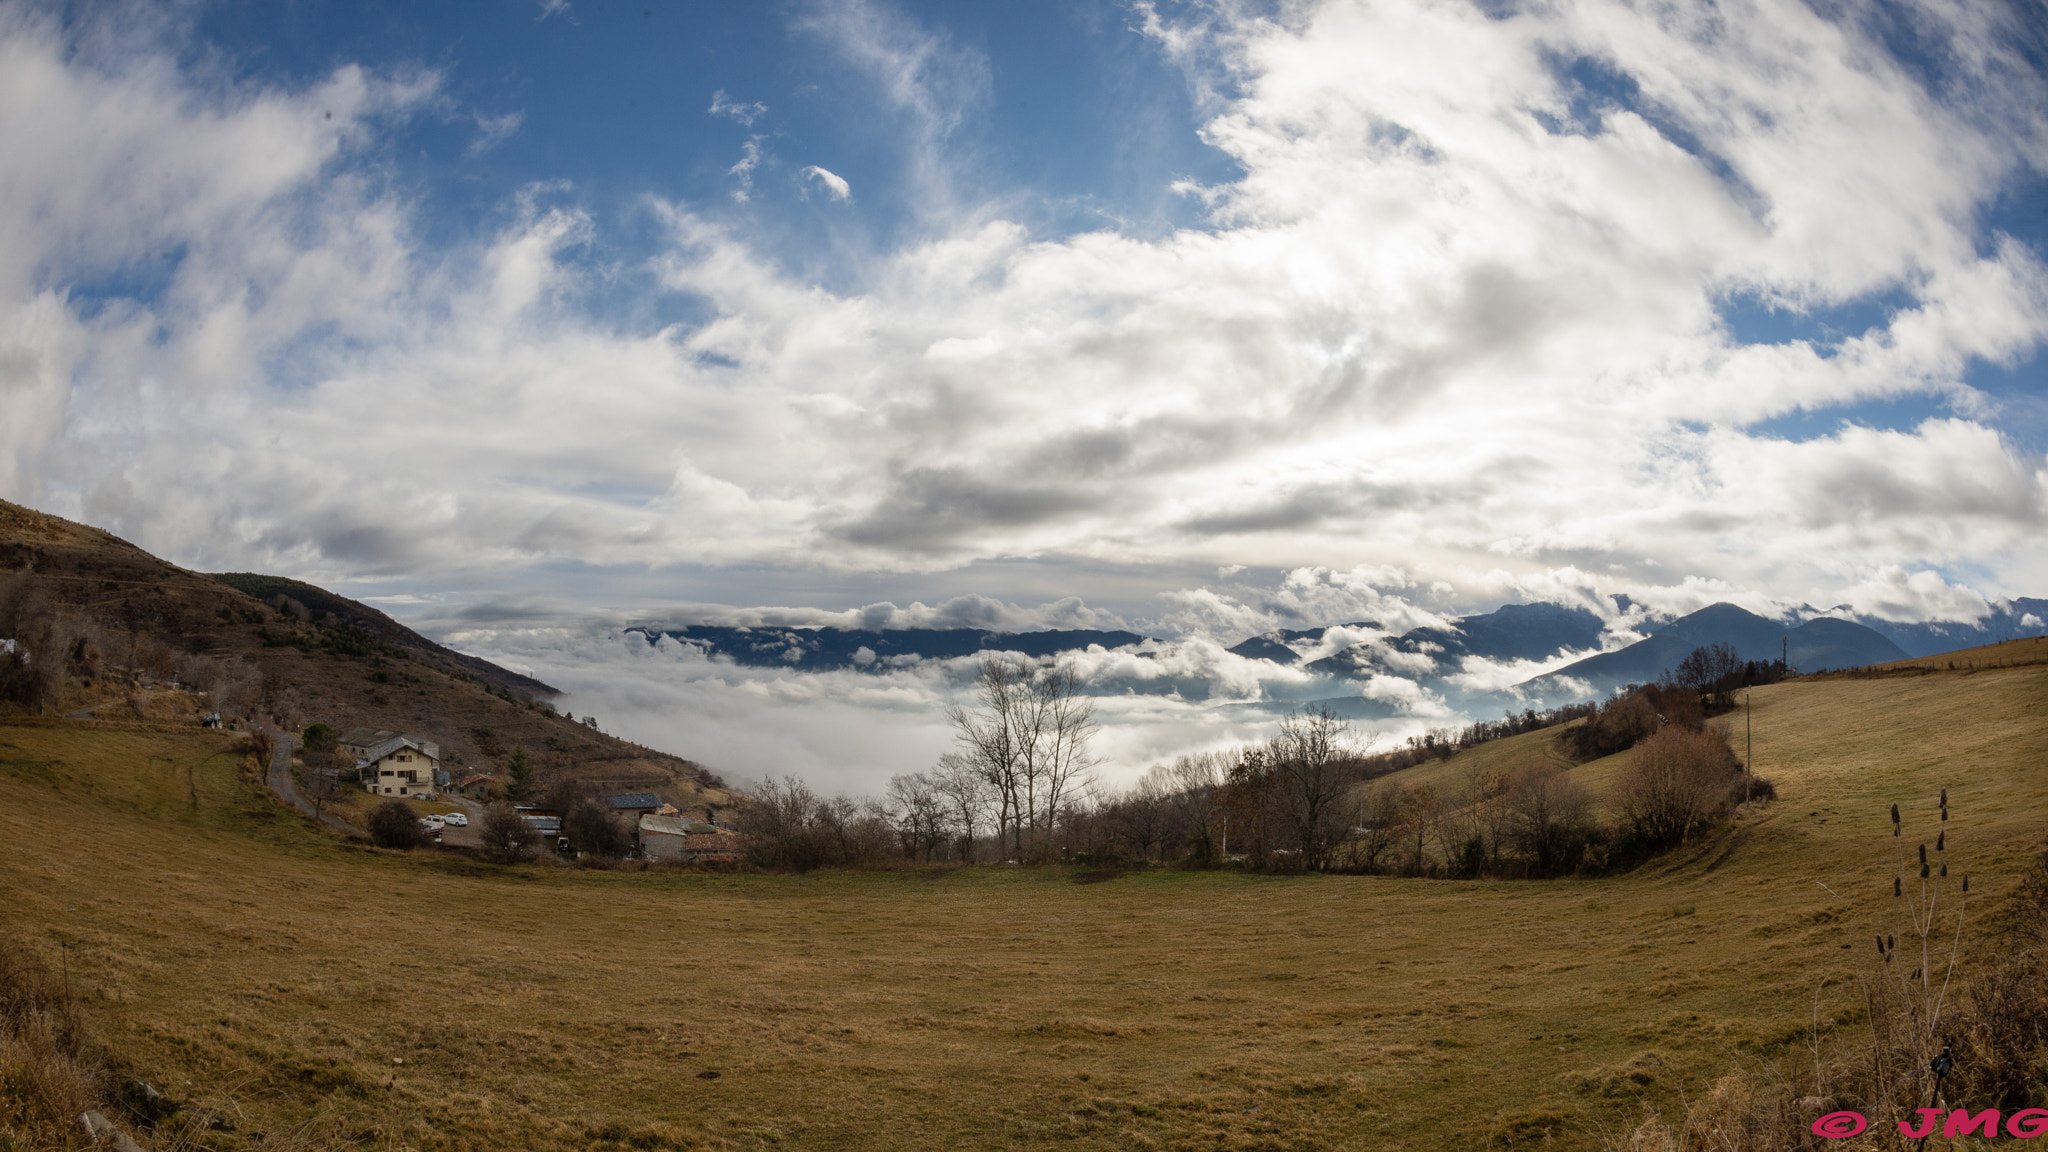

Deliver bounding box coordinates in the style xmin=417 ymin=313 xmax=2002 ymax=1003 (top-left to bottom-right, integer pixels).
xmin=1811 ymin=1108 xmax=2048 ymax=1139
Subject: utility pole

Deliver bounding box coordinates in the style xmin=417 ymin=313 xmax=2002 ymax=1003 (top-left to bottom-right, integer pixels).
xmin=1745 ymin=690 xmax=1753 ymax=805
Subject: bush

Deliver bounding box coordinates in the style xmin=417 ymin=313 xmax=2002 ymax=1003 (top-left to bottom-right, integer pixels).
xmin=1726 ymin=772 xmax=1776 ymax=807
xmin=300 ymin=722 xmax=338 ymax=756
xmin=1611 ymin=725 xmax=1741 ymax=847
xmin=1559 ymin=683 xmax=1705 ymax=761
xmin=564 ymin=798 xmax=631 ymax=859
xmin=0 ymin=939 xmax=111 ymax=1146
xmin=1503 ymin=763 xmax=1594 ymax=876
xmin=478 ymin=802 xmax=541 ymax=865
xmin=367 ymin=799 xmax=424 ymax=850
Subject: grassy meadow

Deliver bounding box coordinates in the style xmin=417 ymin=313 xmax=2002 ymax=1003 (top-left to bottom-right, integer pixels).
xmin=3 ymin=660 xmax=2045 ymax=1151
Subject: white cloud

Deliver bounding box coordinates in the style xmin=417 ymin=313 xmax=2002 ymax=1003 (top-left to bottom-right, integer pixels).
xmin=727 ymin=137 xmax=765 ymax=203
xmin=791 ymin=0 xmax=988 ymax=220
xmin=1840 ymin=566 xmax=1994 ymax=624
xmin=466 ymin=111 xmax=523 ymax=157
xmin=708 ymin=89 xmax=767 ymax=126
xmin=0 ymin=0 xmax=2043 ymax=791
xmin=801 ymin=165 xmax=852 ymax=201
xmin=11 ymin=0 xmax=2042 ymax=591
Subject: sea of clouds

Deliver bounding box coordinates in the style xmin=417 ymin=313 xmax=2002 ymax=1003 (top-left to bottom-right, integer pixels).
xmin=395 ymin=562 xmax=2021 ymax=795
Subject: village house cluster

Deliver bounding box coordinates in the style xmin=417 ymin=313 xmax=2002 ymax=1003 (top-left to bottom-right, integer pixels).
xmin=333 ymin=727 xmax=741 ymax=862
xmin=511 ymin=794 xmax=744 ymax=863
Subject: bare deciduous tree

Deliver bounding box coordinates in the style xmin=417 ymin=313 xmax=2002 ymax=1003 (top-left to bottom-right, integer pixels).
xmin=1503 ymin=763 xmax=1594 ymax=875
xmin=1160 ymin=752 xmax=1226 ymax=864
xmin=479 ymin=802 xmax=542 ymax=865
xmin=885 ymin=772 xmax=949 ymax=862
xmin=946 ymin=656 xmax=1097 ymax=863
xmin=931 ymin=753 xmax=995 ymax=863
xmin=1271 ymin=706 xmax=1364 ymax=871
xmin=1613 ymin=724 xmax=1742 ymax=847
xmin=1341 ymin=780 xmax=1404 ymax=872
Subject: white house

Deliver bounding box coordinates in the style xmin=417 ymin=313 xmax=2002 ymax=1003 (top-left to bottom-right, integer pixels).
xmin=358 ymin=735 xmax=441 ymax=798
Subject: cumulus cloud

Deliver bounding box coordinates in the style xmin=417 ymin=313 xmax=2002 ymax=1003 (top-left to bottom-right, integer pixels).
xmin=613 ymin=592 xmax=1131 ymax=633
xmin=1839 ymin=566 xmax=1994 ymax=624
xmin=801 ymin=165 xmax=851 ymax=201
xmin=0 ymin=0 xmax=2045 ymax=784
xmin=708 ymin=89 xmax=767 ymax=126
xmin=7 ymin=0 xmax=2044 ymax=593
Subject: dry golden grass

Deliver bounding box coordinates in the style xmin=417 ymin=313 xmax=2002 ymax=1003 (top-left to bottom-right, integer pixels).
xmin=1 ymin=661 xmax=2043 ymax=1151
xmin=1852 ymin=633 xmax=2048 ymax=674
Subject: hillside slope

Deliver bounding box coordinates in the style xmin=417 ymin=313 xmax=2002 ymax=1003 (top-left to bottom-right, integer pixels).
xmin=2 ymin=661 xmax=2041 ymax=1151
xmin=0 ymin=499 xmax=719 ymax=796
xmin=1522 ymin=602 xmax=1908 ymax=698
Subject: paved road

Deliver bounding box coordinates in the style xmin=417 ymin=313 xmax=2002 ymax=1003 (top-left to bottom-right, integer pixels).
xmin=428 ymin=794 xmax=486 ymax=849
xmin=259 ymin=723 xmax=365 ymax=838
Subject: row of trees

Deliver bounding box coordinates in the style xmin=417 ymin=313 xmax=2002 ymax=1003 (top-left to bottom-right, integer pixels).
xmin=739 ymin=719 xmax=1760 ymax=878
xmin=1671 ymin=641 xmax=1788 ymax=711
xmin=735 ymin=651 xmax=1770 ymax=877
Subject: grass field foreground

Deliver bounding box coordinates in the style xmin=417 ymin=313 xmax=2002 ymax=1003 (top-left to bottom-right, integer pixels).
xmin=2 ymin=662 xmax=2044 ymax=1151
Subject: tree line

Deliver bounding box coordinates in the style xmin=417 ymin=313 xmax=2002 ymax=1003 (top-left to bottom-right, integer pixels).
xmin=736 ymin=648 xmax=1777 ymax=877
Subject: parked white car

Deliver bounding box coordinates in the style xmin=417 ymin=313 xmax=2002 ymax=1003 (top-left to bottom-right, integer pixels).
xmin=417 ymin=815 xmax=445 ymax=831
xmin=441 ymin=812 xmax=468 ymax=827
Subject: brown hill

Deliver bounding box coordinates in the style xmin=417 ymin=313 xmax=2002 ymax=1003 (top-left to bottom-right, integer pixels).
xmin=0 ymin=498 xmax=724 ymax=801
xmin=1806 ymin=633 xmax=2048 ymax=678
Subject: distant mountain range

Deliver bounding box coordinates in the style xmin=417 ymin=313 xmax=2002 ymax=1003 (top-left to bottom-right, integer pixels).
xmin=641 ymin=593 xmax=2045 ymax=711
xmin=1227 ymin=602 xmax=1609 ymax=680
xmin=630 ymin=625 xmax=1148 ymax=669
xmin=1221 ymin=595 xmax=2045 ymax=709
xmin=1517 ymin=603 xmax=1906 ymax=699
xmin=1829 ymin=599 xmax=2048 ymax=657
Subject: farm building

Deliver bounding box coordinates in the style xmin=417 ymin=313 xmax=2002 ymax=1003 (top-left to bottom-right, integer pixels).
xmin=639 ymin=814 xmax=743 ymax=862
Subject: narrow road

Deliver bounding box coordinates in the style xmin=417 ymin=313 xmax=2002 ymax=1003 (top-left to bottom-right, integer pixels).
xmin=259 ymin=723 xmax=365 ymax=839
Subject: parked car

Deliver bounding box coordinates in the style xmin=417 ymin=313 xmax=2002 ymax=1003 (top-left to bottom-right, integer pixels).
xmin=417 ymin=815 xmax=445 ymax=830
xmin=440 ymin=812 xmax=468 ymax=827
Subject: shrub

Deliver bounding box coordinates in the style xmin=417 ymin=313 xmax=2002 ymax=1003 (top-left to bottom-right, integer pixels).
xmin=1560 ymin=684 xmax=1707 ymax=761
xmin=478 ymin=802 xmax=541 ymax=865
xmin=1503 ymin=763 xmax=1594 ymax=876
xmin=300 ymin=722 xmax=338 ymax=756
xmin=1725 ymin=773 xmax=1776 ymax=807
xmin=1611 ymin=725 xmax=1741 ymax=847
xmin=367 ymin=799 xmax=424 ymax=850
xmin=0 ymin=939 xmax=111 ymax=1145
xmin=247 ymin=727 xmax=276 ymax=767
xmin=564 ymin=798 xmax=631 ymax=859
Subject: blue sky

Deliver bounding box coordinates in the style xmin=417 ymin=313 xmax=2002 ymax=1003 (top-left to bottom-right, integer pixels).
xmin=180 ymin=1 xmax=1236 ymax=292
xmin=5 ymin=0 xmax=2047 ymax=784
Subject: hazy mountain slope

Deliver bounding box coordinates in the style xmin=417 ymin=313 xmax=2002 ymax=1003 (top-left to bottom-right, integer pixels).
xmin=1522 ymin=602 xmax=1909 ymax=698
xmin=211 ymin=571 xmax=557 ymax=696
xmin=0 ymin=499 xmax=717 ymax=793
xmin=1392 ymin=601 xmax=1606 ymax=663
xmin=1231 ymin=602 xmax=1606 ymax=683
xmin=1840 ymin=599 xmax=2048 ymax=656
